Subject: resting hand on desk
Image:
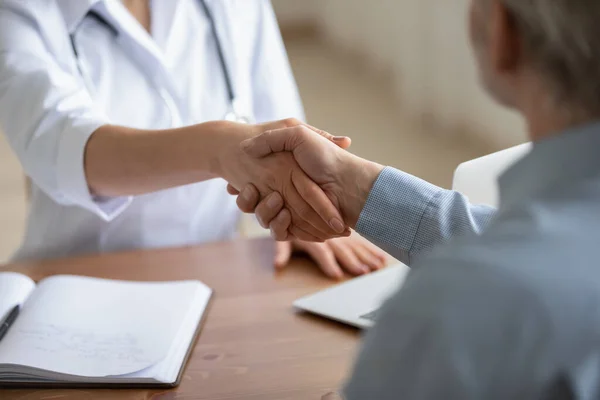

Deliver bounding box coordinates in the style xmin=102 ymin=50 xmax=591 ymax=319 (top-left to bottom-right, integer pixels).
xmin=230 ymin=125 xmax=384 ymax=241
xmin=273 ymin=236 xmax=386 ymax=280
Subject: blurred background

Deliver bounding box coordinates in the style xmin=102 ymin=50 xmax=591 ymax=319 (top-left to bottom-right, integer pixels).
xmin=0 ymin=0 xmax=528 ymax=263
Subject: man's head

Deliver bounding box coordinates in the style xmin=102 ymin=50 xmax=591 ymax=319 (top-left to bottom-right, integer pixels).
xmin=469 ymin=0 xmax=600 ymax=127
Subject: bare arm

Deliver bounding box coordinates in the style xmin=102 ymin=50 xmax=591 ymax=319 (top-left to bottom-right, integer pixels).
xmin=0 ymin=5 xmax=347 ymax=238
xmin=85 ymin=121 xmax=238 ymax=196
xmin=84 ymin=119 xmax=350 ymax=241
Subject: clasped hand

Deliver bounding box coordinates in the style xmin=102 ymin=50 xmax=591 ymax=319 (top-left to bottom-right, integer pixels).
xmin=217 ymin=119 xmax=353 ymax=242
xmin=224 ymin=121 xmax=384 ymax=243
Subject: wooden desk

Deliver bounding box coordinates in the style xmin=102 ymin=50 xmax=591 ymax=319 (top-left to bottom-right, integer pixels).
xmin=0 ymin=239 xmax=360 ymax=400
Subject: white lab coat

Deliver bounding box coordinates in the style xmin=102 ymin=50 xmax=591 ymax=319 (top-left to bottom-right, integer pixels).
xmin=0 ymin=0 xmax=305 ymax=261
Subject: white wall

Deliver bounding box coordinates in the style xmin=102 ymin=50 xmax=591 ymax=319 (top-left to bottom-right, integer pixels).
xmin=274 ymin=0 xmax=527 ymax=149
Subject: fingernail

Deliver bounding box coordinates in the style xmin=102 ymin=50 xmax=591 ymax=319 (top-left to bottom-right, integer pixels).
xmin=240 ymin=187 xmax=252 ymax=202
xmin=333 ymin=136 xmax=348 ymax=141
xmin=329 ymin=218 xmax=345 ymax=233
xmin=257 ymin=215 xmax=266 ymax=228
xmin=267 ymin=194 xmax=282 ymax=209
xmin=361 ymin=264 xmax=370 ymax=274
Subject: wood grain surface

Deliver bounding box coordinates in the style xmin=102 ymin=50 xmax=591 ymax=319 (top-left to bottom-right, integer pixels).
xmin=0 ymin=238 xmax=360 ymax=400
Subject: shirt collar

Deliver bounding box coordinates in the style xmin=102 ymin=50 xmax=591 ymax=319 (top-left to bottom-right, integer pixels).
xmin=498 ymin=121 xmax=600 ymax=208
xmin=56 ymin=0 xmax=104 ymax=33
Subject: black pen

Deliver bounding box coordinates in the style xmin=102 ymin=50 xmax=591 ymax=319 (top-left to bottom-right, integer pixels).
xmin=0 ymin=305 xmax=20 ymax=341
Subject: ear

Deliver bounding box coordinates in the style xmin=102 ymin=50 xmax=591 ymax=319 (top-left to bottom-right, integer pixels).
xmin=489 ymin=0 xmax=522 ymax=73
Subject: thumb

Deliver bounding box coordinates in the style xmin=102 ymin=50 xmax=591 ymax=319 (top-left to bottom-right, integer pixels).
xmin=259 ymin=119 xmax=351 ymax=149
xmin=242 ymin=125 xmax=350 ymax=158
xmin=304 ymin=124 xmax=352 ymax=150
xmin=242 ymin=125 xmax=304 ymax=158
xmin=274 ymin=241 xmax=293 ymax=269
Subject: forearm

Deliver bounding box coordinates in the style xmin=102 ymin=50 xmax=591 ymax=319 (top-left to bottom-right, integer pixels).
xmin=85 ymin=121 xmax=235 ymax=196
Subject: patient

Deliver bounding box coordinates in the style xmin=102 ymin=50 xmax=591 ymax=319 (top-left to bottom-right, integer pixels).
xmin=232 ymin=0 xmax=600 ymax=398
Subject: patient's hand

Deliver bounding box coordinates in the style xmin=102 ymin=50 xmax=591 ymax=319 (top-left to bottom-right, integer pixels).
xmin=218 ymin=127 xmax=350 ymax=241
xmin=228 ymin=125 xmax=383 ymax=241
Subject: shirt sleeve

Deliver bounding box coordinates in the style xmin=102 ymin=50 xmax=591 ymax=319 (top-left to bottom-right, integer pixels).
xmin=355 ymin=167 xmax=496 ymax=264
xmin=342 ymin=253 xmax=550 ymax=400
xmin=0 ymin=6 xmax=132 ymax=221
xmin=249 ymin=0 xmax=306 ymax=122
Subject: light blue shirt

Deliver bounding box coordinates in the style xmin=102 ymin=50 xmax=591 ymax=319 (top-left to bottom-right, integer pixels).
xmin=347 ymin=123 xmax=600 ymax=399
xmin=356 ymin=167 xmax=496 ymax=266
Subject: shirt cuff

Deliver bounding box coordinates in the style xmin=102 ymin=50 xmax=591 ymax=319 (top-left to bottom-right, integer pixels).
xmin=56 ymin=117 xmax=132 ymax=221
xmin=355 ymin=167 xmax=441 ymax=264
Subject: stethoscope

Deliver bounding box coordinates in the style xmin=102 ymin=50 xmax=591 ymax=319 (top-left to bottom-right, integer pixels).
xmin=70 ymin=0 xmax=252 ymax=125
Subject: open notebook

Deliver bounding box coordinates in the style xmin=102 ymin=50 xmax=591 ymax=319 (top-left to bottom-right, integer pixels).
xmin=0 ymin=272 xmax=212 ymax=388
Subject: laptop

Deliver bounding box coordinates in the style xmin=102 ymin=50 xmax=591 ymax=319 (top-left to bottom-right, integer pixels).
xmin=293 ymin=264 xmax=410 ymax=328
xmin=452 ymin=142 xmax=531 ymax=207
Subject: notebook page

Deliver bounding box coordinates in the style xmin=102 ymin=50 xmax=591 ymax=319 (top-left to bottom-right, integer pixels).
xmin=0 ymin=272 xmax=35 ymax=321
xmin=160 ymin=284 xmax=211 ymax=382
xmin=0 ymin=276 xmax=202 ymax=377
xmin=123 ymin=282 xmax=211 ymax=382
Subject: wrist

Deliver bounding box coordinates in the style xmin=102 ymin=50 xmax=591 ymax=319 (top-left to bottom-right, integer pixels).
xmin=203 ymin=121 xmax=253 ymax=178
xmin=336 ymin=155 xmax=384 ymax=229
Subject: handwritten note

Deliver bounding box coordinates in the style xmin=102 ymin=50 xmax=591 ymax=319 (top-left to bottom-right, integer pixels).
xmin=18 ymin=324 xmax=151 ymax=364
xmin=0 ymin=276 xmax=201 ymax=377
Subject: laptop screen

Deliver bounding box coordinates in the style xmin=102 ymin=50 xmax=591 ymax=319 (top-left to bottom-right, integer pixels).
xmin=359 ymin=309 xmax=380 ymax=322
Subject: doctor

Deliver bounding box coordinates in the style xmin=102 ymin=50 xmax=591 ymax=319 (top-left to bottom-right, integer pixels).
xmin=0 ymin=0 xmax=386 ymax=278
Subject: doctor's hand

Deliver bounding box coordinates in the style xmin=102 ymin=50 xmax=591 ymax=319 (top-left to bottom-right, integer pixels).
xmin=275 ymin=236 xmax=387 ymax=280
xmin=233 ymin=125 xmax=385 ymax=241
xmin=215 ymin=120 xmax=351 ymax=241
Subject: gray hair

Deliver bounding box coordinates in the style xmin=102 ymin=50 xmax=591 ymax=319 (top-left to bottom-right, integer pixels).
xmin=500 ymin=0 xmax=600 ymax=113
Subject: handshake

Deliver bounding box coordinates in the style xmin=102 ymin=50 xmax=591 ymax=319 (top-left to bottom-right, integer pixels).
xmin=219 ymin=118 xmax=384 ymax=242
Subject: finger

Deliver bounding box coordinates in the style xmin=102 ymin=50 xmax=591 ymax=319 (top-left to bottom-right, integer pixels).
xmin=258 ymin=119 xmax=351 ymax=149
xmin=255 ymin=192 xmax=285 ymax=228
xmin=269 ymin=209 xmax=292 ymax=241
xmin=284 ymin=177 xmax=341 ymax=241
xmin=258 ymin=117 xmax=303 ymax=131
xmin=359 ymin=239 xmax=389 ymax=263
xmin=241 ymin=129 xmax=349 ymax=236
xmin=289 ymin=224 xmax=325 ymax=243
xmin=274 ymin=241 xmax=293 ymax=269
xmin=302 ymin=123 xmax=352 ymax=149
xmin=328 ymin=240 xmax=370 ymax=276
xmin=243 ymin=124 xmax=343 ymax=159
xmin=236 ymin=184 xmax=261 ymax=213
xmin=242 ymin=125 xmax=306 ymax=158
xmin=353 ymin=243 xmax=386 ymax=271
xmin=297 ymin=242 xmax=343 ymax=280
xmin=255 ymin=124 xmax=352 ymax=156
xmin=226 ymin=184 xmax=240 ymax=195
xmin=291 ymin=169 xmax=346 ymax=234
